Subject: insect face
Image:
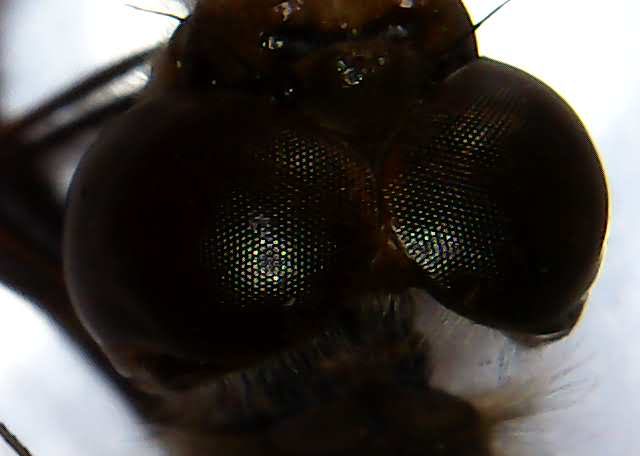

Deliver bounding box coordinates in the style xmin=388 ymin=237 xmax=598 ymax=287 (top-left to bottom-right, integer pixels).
xmin=64 ymin=0 xmax=607 ymax=386
xmin=55 ymin=0 xmax=609 ymax=454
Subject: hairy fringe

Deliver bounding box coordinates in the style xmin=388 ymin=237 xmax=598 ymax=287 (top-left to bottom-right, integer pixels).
xmin=146 ymin=350 xmax=589 ymax=455
xmin=139 ymin=292 xmax=590 ymax=455
xmin=476 ymin=362 xmax=594 ymax=455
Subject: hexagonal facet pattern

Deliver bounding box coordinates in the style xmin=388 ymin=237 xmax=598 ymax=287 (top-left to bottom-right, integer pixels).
xmin=200 ymin=128 xmax=376 ymax=308
xmin=384 ymin=92 xmax=520 ymax=288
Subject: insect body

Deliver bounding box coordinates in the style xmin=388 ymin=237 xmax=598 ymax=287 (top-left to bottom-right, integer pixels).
xmin=4 ymin=0 xmax=610 ymax=454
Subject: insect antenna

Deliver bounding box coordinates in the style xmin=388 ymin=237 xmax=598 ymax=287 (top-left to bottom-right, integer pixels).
xmin=126 ymin=4 xmax=187 ymax=22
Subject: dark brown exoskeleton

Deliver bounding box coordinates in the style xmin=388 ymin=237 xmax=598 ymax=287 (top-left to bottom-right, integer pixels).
xmin=3 ymin=0 xmax=609 ymax=455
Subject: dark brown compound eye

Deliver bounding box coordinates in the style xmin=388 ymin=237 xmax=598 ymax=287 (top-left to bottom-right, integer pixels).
xmin=63 ymin=91 xmax=379 ymax=381
xmin=381 ymin=58 xmax=609 ymax=336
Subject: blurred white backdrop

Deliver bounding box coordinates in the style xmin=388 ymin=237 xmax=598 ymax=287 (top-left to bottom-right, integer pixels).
xmin=1 ymin=0 xmax=639 ymax=454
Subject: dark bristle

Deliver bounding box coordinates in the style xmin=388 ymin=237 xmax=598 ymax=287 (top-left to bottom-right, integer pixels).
xmin=440 ymin=0 xmax=515 ymax=59
xmin=126 ymin=3 xmax=186 ymax=22
xmin=472 ymin=0 xmax=514 ymax=33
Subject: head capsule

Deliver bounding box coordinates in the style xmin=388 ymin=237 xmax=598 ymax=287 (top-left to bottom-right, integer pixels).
xmin=63 ymin=0 xmax=608 ymax=394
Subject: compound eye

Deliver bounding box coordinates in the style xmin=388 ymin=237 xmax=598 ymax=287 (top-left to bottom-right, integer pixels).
xmin=64 ymin=91 xmax=377 ymax=381
xmin=381 ymin=58 xmax=609 ymax=336
xmin=203 ymin=129 xmax=377 ymax=310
